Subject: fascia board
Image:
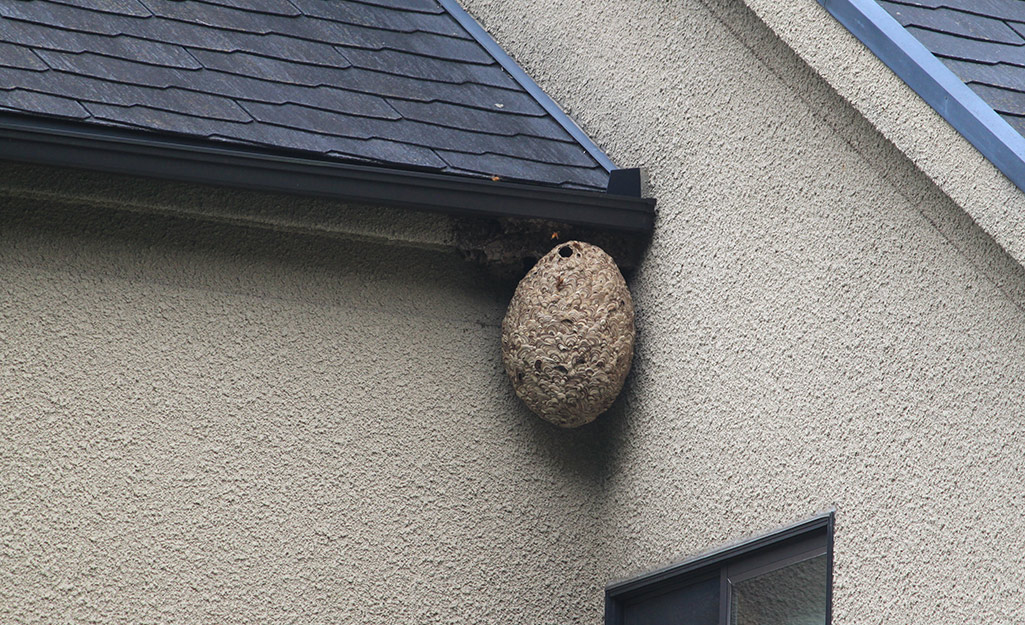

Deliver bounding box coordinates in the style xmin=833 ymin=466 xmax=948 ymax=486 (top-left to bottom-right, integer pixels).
xmin=0 ymin=114 xmax=655 ymax=233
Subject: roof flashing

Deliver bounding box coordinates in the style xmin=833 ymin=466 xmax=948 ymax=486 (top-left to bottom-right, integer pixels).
xmin=820 ymin=0 xmax=1025 ymax=193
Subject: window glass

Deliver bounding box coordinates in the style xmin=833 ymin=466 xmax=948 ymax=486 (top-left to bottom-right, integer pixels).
xmin=729 ymin=554 xmax=828 ymax=625
xmin=605 ymin=516 xmax=832 ymax=625
xmin=622 ymin=576 xmax=718 ymax=625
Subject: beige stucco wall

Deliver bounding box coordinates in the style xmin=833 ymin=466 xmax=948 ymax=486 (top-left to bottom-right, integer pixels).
xmin=0 ymin=175 xmax=612 ymax=624
xmin=739 ymin=0 xmax=1025 ymax=272
xmin=461 ymin=0 xmax=1025 ymax=623
xmin=5 ymin=0 xmax=1025 ymax=623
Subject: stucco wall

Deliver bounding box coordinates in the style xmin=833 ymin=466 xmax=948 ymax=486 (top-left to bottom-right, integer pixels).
xmin=739 ymin=0 xmax=1025 ymax=272
xmin=5 ymin=0 xmax=1025 ymax=622
xmin=462 ymin=0 xmax=1025 ymax=623
xmin=0 ymin=182 xmax=611 ymax=624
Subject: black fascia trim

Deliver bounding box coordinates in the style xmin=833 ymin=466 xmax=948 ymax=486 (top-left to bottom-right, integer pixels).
xmin=437 ymin=0 xmax=618 ymax=174
xmin=604 ymin=513 xmax=833 ymax=605
xmin=0 ymin=114 xmax=655 ymax=233
xmin=819 ymin=0 xmax=1025 ymax=194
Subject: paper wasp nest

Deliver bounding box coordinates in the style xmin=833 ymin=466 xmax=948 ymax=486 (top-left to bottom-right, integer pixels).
xmin=501 ymin=241 xmax=635 ymax=428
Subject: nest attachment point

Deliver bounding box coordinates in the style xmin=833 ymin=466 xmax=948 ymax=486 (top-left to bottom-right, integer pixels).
xmin=501 ymin=241 xmax=635 ymax=428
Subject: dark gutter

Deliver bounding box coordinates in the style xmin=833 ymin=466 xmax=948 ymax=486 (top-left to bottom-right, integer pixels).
xmin=0 ymin=114 xmax=655 ymax=232
xmin=819 ymin=0 xmax=1025 ymax=194
xmin=438 ymin=0 xmax=618 ymax=175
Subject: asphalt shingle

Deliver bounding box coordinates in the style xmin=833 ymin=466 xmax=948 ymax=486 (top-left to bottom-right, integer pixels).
xmin=0 ymin=0 xmax=609 ymax=190
xmin=905 ymin=25 xmax=1025 ymax=66
xmin=879 ymin=1 xmax=1024 ymax=44
xmin=880 ymin=0 xmax=1025 ymax=139
xmin=0 ymin=89 xmax=90 ymax=119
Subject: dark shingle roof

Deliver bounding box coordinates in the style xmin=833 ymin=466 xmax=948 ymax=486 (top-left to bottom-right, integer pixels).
xmin=0 ymin=0 xmax=611 ymax=191
xmin=878 ymin=0 xmax=1025 ymax=137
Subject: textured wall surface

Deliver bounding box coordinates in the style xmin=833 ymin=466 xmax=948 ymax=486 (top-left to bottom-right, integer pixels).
xmin=461 ymin=0 xmax=1025 ymax=623
xmin=5 ymin=0 xmax=1025 ymax=622
xmin=0 ymin=186 xmax=612 ymax=624
xmin=736 ymin=0 xmax=1025 ymax=272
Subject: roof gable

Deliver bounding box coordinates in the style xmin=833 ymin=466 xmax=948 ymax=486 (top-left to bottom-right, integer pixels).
xmin=877 ymin=0 xmax=1025 ymax=137
xmin=820 ymin=0 xmax=1025 ymax=195
xmin=0 ymin=0 xmax=612 ymax=191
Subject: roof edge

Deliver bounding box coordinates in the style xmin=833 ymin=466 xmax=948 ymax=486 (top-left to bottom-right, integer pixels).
xmin=819 ymin=0 xmax=1025 ymax=193
xmin=730 ymin=0 xmax=1025 ymax=271
xmin=438 ymin=0 xmax=618 ymax=173
xmin=0 ymin=114 xmax=654 ymax=233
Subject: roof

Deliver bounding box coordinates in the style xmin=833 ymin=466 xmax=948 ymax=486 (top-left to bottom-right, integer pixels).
xmin=877 ymin=0 xmax=1025 ymax=139
xmin=0 ymin=0 xmax=654 ymax=231
xmin=819 ymin=0 xmax=1025 ymax=195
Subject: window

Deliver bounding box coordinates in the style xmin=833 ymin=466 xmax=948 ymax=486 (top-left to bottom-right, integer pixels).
xmin=605 ymin=514 xmax=833 ymax=625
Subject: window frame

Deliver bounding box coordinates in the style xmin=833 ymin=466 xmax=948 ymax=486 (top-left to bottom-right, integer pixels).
xmin=605 ymin=513 xmax=834 ymax=625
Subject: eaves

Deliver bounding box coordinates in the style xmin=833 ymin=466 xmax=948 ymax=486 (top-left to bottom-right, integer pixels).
xmin=0 ymin=112 xmax=655 ymax=234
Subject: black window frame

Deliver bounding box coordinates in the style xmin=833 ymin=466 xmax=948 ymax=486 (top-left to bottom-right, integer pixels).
xmin=605 ymin=513 xmax=834 ymax=625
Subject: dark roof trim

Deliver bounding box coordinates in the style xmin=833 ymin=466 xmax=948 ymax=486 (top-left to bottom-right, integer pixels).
xmin=438 ymin=0 xmax=618 ymax=174
xmin=0 ymin=114 xmax=655 ymax=232
xmin=819 ymin=0 xmax=1025 ymax=193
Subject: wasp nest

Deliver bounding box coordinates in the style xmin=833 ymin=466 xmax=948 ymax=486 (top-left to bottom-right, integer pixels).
xmin=501 ymin=241 xmax=635 ymax=428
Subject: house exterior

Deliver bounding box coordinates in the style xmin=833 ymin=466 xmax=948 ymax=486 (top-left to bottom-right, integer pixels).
xmin=2 ymin=1 xmax=1024 ymax=624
